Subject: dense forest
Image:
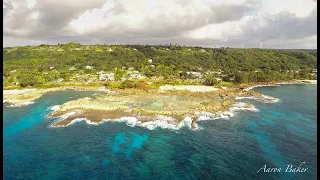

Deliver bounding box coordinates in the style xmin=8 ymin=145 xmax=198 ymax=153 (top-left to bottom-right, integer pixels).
xmin=3 ymin=43 xmax=317 ymax=87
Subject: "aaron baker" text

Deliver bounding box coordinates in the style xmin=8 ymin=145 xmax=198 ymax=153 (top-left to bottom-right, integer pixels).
xmin=257 ymin=162 xmax=308 ymax=173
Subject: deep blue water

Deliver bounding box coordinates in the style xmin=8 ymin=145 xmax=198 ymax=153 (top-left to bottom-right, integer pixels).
xmin=3 ymin=85 xmax=317 ymax=180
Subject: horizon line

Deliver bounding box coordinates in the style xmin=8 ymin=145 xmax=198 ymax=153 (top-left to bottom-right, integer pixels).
xmin=3 ymin=43 xmax=317 ymax=50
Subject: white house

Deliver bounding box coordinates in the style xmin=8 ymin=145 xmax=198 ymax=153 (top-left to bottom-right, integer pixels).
xmin=86 ymin=65 xmax=93 ymax=69
xmin=129 ymin=72 xmax=146 ymax=80
xmin=69 ymin=67 xmax=76 ymax=71
xmin=187 ymin=71 xmax=203 ymax=78
xmin=49 ymin=66 xmax=55 ymax=70
xmin=10 ymin=70 xmax=16 ymax=73
xmin=200 ymin=49 xmax=206 ymax=52
xmin=57 ymin=78 xmax=64 ymax=82
xmin=148 ymin=59 xmax=153 ymax=63
xmin=133 ymin=48 xmax=137 ymax=51
xmin=99 ymin=73 xmax=115 ymax=81
xmin=108 ymin=48 xmax=113 ymax=52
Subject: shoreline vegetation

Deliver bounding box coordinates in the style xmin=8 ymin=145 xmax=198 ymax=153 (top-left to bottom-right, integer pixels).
xmin=3 ymin=79 xmax=316 ymax=130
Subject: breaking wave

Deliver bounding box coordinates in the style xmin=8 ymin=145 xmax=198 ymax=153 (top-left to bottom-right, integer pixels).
xmin=235 ymin=95 xmax=280 ymax=103
xmin=7 ymin=101 xmax=35 ymax=107
xmin=49 ymin=102 xmax=259 ymax=131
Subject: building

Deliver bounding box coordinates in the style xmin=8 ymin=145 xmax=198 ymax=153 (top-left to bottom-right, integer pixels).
xmin=215 ymin=77 xmax=222 ymax=82
xmin=49 ymin=66 xmax=54 ymax=70
xmin=69 ymin=67 xmax=76 ymax=71
xmin=129 ymin=72 xmax=146 ymax=80
xmin=148 ymin=59 xmax=153 ymax=63
xmin=99 ymin=73 xmax=115 ymax=81
xmin=187 ymin=71 xmax=203 ymax=79
xmin=57 ymin=78 xmax=64 ymax=83
xmin=86 ymin=65 xmax=93 ymax=69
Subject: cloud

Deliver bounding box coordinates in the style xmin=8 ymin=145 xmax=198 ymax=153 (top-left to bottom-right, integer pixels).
xmin=3 ymin=0 xmax=317 ymax=49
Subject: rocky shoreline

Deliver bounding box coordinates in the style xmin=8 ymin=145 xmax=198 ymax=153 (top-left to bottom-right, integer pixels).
xmin=4 ymin=80 xmax=315 ymax=130
xmin=46 ymin=86 xmax=274 ymax=130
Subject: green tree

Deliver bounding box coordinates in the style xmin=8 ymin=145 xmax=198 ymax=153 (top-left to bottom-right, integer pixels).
xmin=120 ymin=80 xmax=136 ymax=89
xmin=204 ymin=76 xmax=219 ymax=86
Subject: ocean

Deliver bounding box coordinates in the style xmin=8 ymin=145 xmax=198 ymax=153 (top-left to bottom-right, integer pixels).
xmin=3 ymin=84 xmax=317 ymax=180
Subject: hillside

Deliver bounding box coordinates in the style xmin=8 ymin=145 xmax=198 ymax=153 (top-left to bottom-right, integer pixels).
xmin=3 ymin=43 xmax=317 ymax=87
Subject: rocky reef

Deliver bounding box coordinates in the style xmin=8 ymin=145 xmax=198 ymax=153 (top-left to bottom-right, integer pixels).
xmin=48 ymin=87 xmax=266 ymax=130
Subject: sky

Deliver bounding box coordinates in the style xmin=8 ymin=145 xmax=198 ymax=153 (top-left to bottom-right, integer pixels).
xmin=3 ymin=0 xmax=317 ymax=49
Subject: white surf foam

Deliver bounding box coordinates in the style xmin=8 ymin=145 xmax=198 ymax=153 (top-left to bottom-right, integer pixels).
xmin=230 ymin=102 xmax=259 ymax=112
xmin=243 ymin=84 xmax=280 ymax=91
xmin=48 ymin=105 xmax=61 ymax=111
xmin=49 ymin=102 xmax=260 ymax=130
xmin=50 ymin=114 xmax=198 ymax=131
xmin=235 ymin=95 xmax=280 ymax=103
xmin=7 ymin=101 xmax=35 ymax=107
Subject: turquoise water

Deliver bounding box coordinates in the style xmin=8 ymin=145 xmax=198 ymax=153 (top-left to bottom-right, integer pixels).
xmin=3 ymin=85 xmax=317 ymax=180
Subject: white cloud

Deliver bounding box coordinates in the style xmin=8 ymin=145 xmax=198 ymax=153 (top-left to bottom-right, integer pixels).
xmin=3 ymin=0 xmax=317 ymax=48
